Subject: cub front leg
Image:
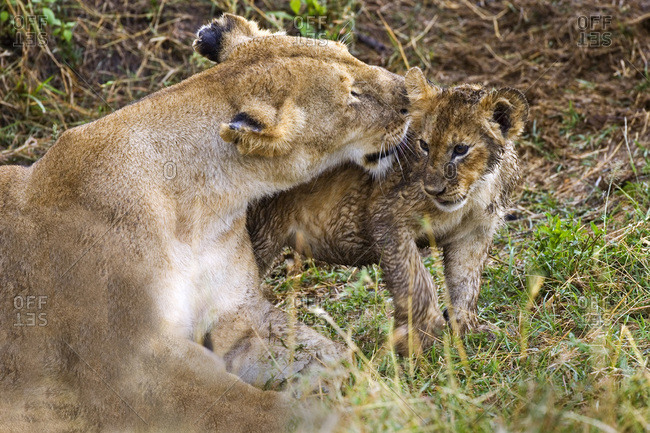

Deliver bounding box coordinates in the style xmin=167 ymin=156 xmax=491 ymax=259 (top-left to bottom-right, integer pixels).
xmin=441 ymin=226 xmax=496 ymax=335
xmin=374 ymin=223 xmax=445 ymax=355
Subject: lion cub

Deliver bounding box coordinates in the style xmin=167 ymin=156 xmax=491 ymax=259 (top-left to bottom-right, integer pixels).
xmin=248 ymin=68 xmax=528 ymax=355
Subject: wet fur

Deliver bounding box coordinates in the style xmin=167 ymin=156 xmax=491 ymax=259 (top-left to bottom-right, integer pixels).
xmin=247 ymin=69 xmax=528 ymax=355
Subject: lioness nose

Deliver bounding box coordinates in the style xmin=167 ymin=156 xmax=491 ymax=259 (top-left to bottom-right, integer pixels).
xmin=425 ymin=185 xmax=446 ymax=196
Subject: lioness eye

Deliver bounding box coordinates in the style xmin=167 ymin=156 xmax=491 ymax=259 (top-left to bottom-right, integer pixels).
xmin=350 ymin=90 xmax=361 ymax=97
xmin=453 ymin=144 xmax=469 ymax=156
xmin=419 ymin=139 xmax=429 ymax=153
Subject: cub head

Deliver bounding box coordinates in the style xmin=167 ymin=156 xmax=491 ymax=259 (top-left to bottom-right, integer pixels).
xmin=405 ymin=68 xmax=528 ymax=212
xmin=192 ymin=14 xmax=410 ymax=180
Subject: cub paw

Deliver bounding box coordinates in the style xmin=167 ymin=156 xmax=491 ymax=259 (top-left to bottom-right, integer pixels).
xmin=392 ymin=315 xmax=446 ymax=357
xmin=443 ymin=308 xmax=498 ymax=339
xmin=473 ymin=322 xmax=499 ymax=341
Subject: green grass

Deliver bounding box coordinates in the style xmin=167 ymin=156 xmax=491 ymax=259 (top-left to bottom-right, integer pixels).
xmin=3 ymin=0 xmax=648 ymax=430
xmin=265 ymin=175 xmax=650 ymax=432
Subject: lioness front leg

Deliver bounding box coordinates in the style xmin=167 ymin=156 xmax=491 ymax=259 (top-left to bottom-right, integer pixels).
xmin=375 ymin=223 xmax=446 ymax=355
xmin=134 ymin=336 xmax=292 ymax=432
xmin=441 ymin=227 xmax=496 ymax=335
xmin=205 ymin=227 xmax=349 ymax=391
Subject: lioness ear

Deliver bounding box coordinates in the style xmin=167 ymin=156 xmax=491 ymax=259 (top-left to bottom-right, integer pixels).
xmin=219 ymin=100 xmax=305 ymax=158
xmin=483 ymin=88 xmax=529 ymax=141
xmin=193 ymin=13 xmax=281 ymax=63
xmin=404 ymin=67 xmax=440 ymax=104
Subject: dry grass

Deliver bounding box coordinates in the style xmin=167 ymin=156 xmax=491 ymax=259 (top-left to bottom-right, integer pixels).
xmin=1 ymin=0 xmax=649 ymax=431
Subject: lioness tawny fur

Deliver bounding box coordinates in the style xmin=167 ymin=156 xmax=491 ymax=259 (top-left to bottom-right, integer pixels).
xmin=0 ymin=14 xmax=409 ymax=431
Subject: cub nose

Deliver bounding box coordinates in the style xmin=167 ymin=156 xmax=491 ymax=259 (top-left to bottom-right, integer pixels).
xmin=424 ymin=185 xmax=446 ymax=196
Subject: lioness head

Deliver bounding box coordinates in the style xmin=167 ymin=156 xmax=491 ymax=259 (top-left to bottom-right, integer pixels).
xmin=405 ymin=68 xmax=528 ymax=212
xmin=193 ymin=14 xmax=410 ymax=178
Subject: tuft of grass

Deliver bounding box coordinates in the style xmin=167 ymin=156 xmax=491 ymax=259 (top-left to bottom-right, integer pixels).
xmin=560 ymin=101 xmax=583 ymax=136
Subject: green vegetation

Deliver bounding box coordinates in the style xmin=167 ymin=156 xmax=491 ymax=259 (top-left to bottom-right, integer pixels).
xmin=268 ymin=180 xmax=649 ymax=432
xmin=1 ymin=0 xmax=648 ymax=431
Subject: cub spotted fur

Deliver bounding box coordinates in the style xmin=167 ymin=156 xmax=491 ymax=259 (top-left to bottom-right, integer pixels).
xmin=0 ymin=14 xmax=409 ymax=432
xmin=248 ymin=68 xmax=528 ymax=355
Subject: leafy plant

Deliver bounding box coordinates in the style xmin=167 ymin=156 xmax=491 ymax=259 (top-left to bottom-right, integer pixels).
xmin=267 ymin=0 xmax=357 ymax=41
xmin=531 ymin=214 xmax=602 ymax=282
xmin=0 ymin=0 xmax=75 ymax=44
xmin=40 ymin=0 xmax=75 ymax=43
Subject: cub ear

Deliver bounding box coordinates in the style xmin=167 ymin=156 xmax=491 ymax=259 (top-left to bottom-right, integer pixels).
xmin=404 ymin=67 xmax=440 ymax=104
xmin=193 ymin=13 xmax=281 ymax=63
xmin=482 ymin=88 xmax=529 ymax=141
xmin=219 ymin=100 xmax=305 ymax=158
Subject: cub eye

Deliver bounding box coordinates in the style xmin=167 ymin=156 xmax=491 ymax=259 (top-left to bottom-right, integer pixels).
xmin=453 ymin=144 xmax=469 ymax=156
xmin=350 ymin=90 xmax=361 ymax=97
xmin=419 ymin=139 xmax=429 ymax=153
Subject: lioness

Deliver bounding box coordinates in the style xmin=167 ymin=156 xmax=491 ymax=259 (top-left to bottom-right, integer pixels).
xmin=247 ymin=69 xmax=528 ymax=355
xmin=0 ymin=14 xmax=409 ymax=432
